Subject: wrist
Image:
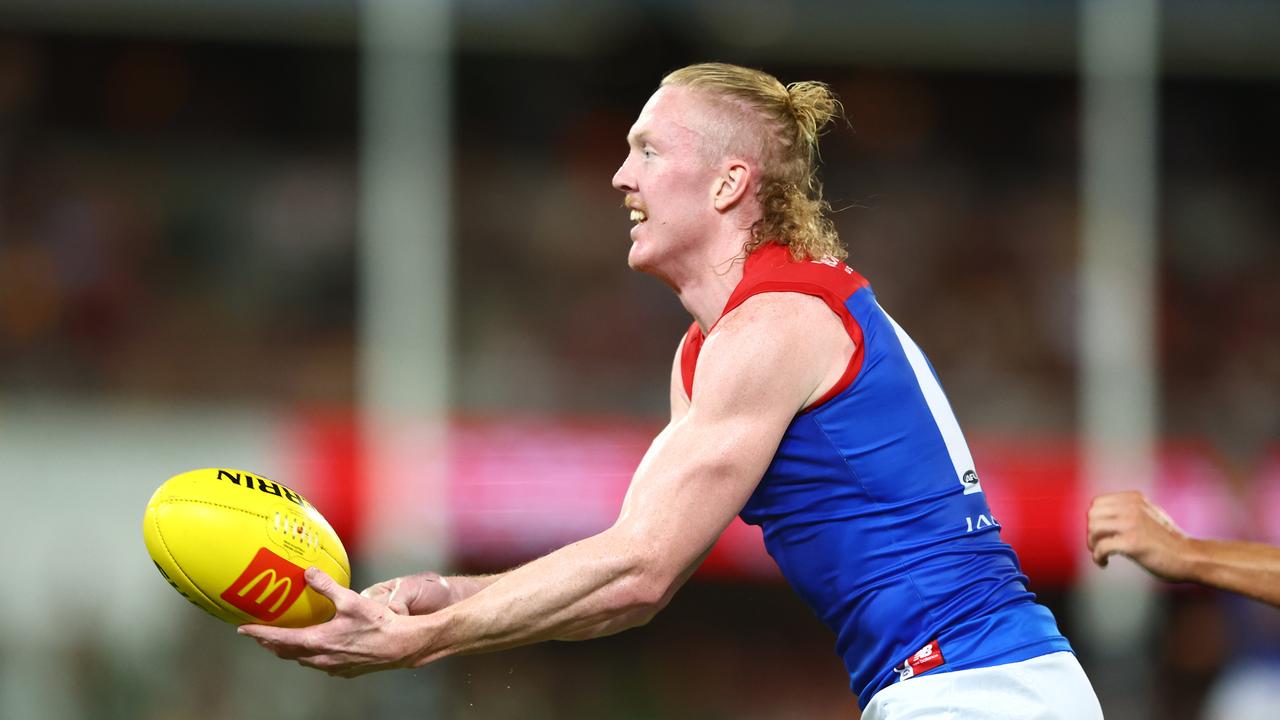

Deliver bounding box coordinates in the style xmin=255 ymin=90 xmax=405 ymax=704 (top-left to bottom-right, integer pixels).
xmin=443 ymin=575 xmax=469 ymax=605
xmin=1175 ymin=536 xmax=1209 ymax=583
xmin=404 ymin=611 xmax=452 ymax=668
xmin=443 ymin=574 xmax=493 ymax=605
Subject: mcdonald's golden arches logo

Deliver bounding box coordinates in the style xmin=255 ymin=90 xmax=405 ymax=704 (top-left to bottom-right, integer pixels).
xmin=220 ymin=548 xmax=307 ymax=622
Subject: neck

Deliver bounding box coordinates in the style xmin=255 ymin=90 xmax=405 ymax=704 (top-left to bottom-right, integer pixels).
xmin=668 ymin=235 xmax=751 ymax=334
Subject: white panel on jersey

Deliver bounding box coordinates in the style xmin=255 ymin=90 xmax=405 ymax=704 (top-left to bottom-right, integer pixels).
xmin=882 ymin=306 xmax=983 ymax=495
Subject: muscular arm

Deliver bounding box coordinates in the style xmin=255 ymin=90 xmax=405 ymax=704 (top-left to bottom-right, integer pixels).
xmin=368 ymin=335 xmax=699 ymax=623
xmin=241 ymin=293 xmax=849 ymax=675
xmin=1087 ymin=491 xmax=1280 ymax=607
xmin=410 ymin=294 xmax=843 ymax=661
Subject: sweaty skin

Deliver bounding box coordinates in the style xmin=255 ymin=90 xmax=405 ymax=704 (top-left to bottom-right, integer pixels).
xmin=1087 ymin=490 xmax=1280 ymax=607
xmin=239 ymin=292 xmax=854 ymax=676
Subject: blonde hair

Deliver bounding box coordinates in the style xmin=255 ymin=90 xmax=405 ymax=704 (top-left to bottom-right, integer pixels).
xmin=662 ymin=62 xmax=846 ymax=261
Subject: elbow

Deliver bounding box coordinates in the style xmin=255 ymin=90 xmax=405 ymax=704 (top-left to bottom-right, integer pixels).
xmin=611 ymin=583 xmax=668 ymax=630
xmin=628 ymin=576 xmax=674 ymax=627
xmin=611 ymin=558 xmax=678 ymax=629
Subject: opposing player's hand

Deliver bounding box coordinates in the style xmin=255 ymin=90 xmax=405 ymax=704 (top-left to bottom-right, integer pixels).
xmin=239 ymin=567 xmax=422 ymax=678
xmin=1086 ymin=491 xmax=1191 ymax=582
xmin=360 ymin=572 xmax=456 ymax=616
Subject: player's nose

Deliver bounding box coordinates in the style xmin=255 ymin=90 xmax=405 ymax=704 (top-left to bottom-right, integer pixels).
xmin=612 ymin=156 xmax=636 ymax=194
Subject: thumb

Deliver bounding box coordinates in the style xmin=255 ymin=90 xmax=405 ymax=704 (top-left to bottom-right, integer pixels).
xmin=304 ymin=567 xmax=344 ymax=602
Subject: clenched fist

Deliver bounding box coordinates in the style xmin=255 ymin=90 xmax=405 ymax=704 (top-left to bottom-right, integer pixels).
xmin=1086 ymin=491 xmax=1192 ymax=582
xmin=360 ymin=572 xmax=459 ymax=616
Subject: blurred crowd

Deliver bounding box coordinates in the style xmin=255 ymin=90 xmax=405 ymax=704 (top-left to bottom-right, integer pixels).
xmin=2 ymin=37 xmax=1275 ymax=439
xmin=1 ymin=28 xmax=1277 ymax=720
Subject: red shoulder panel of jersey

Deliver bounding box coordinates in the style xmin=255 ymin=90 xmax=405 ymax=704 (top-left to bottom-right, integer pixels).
xmin=723 ymin=244 xmax=868 ymax=316
xmin=680 ymin=320 xmax=703 ymax=401
xmin=680 ymin=243 xmax=869 ymax=411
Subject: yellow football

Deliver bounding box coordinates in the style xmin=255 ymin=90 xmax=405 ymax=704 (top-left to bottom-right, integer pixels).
xmin=142 ymin=468 xmax=351 ymax=627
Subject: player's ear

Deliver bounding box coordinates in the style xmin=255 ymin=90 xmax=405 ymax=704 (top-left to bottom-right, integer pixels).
xmin=712 ymin=160 xmax=752 ymax=212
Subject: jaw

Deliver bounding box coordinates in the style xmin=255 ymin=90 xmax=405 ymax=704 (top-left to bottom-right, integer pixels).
xmin=627 ymin=223 xmax=668 ymax=280
xmin=628 ymin=249 xmax=680 ymax=292
xmin=626 ymin=228 xmax=653 ymax=271
xmin=626 ymin=224 xmax=696 ymax=293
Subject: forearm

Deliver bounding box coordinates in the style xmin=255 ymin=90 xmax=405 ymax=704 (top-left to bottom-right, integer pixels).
xmin=406 ymin=527 xmax=669 ymax=665
xmin=438 ymin=573 xmax=503 ymax=604
xmin=1183 ymin=538 xmax=1280 ymax=607
xmin=399 ymin=381 xmax=789 ymax=666
xmin=554 ymin=546 xmax=713 ymax=641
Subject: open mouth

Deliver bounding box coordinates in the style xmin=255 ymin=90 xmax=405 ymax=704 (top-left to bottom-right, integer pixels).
xmin=629 ymin=208 xmax=648 ymax=224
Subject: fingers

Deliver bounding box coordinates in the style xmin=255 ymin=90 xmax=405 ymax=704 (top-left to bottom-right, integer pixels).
xmin=362 ymin=579 xmax=410 ymax=614
xmin=305 ymin=567 xmax=361 ymax=613
xmin=1088 ymin=492 xmax=1141 ymax=520
xmin=360 ymin=581 xmax=394 ymax=603
xmin=293 ymin=651 xmax=380 ymax=678
xmin=360 ymin=575 xmax=408 ymax=601
xmin=378 ymin=578 xmax=410 ymax=615
xmin=305 ymin=567 xmax=338 ymax=598
xmin=1086 ymin=492 xmax=1142 ymax=565
xmin=239 ymin=627 xmax=321 ymax=661
xmin=241 ymin=627 xmax=347 ymax=668
xmin=238 ymin=623 xmax=300 ymax=645
xmin=1086 ymin=491 xmax=1154 ymax=550
xmin=1086 ymin=509 xmax=1129 ymax=550
xmin=1086 ymin=524 xmax=1111 ymax=552
xmin=1091 ymin=535 xmax=1127 ymax=568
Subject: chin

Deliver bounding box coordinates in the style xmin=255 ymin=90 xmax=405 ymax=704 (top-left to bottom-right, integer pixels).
xmin=627 ymin=239 xmax=651 ymax=271
xmin=627 ymin=242 xmax=677 ymax=289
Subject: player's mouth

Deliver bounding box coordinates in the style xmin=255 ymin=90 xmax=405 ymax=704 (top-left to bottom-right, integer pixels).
xmin=625 ymin=197 xmax=648 ymax=227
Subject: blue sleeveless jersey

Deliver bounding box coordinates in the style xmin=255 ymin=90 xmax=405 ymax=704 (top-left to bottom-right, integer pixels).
xmin=680 ymin=244 xmax=1072 ymax=706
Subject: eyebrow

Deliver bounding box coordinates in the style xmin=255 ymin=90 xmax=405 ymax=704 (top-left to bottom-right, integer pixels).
xmin=626 ymin=131 xmax=650 ymax=147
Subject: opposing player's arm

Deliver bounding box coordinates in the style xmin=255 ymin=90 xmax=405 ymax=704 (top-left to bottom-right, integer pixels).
xmin=1088 ymin=491 xmax=1280 ymax=607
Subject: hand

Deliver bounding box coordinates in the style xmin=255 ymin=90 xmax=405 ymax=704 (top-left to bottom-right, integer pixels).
xmin=1086 ymin=491 xmax=1192 ymax=582
xmin=360 ymin=572 xmax=457 ymax=616
xmin=239 ymin=567 xmax=423 ymax=677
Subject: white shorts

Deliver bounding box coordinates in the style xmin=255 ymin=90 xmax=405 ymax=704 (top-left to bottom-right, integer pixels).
xmin=862 ymin=652 xmax=1103 ymax=720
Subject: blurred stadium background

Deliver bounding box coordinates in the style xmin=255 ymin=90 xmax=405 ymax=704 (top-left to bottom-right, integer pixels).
xmin=1 ymin=0 xmax=1277 ymax=718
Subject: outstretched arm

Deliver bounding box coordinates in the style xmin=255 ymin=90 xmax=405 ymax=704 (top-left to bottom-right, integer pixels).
xmin=361 ymin=336 xmax=698 ymax=625
xmin=1087 ymin=491 xmax=1280 ymax=607
xmin=240 ymin=293 xmax=850 ymax=676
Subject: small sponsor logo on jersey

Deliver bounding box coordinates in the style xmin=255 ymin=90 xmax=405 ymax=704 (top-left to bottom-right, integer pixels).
xmin=808 ymin=255 xmax=855 ymax=274
xmin=893 ymin=639 xmax=946 ymax=681
xmin=960 ymin=469 xmax=983 ymax=495
xmin=221 ymin=548 xmax=307 ymax=622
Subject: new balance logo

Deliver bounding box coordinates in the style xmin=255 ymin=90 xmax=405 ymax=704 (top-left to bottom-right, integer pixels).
xmin=894 ymin=639 xmax=946 ymax=681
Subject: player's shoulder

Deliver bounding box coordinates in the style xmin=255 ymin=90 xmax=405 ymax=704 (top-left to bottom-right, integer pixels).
xmin=709 ymin=292 xmax=846 ymax=360
xmin=719 ymin=290 xmax=832 ymax=327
